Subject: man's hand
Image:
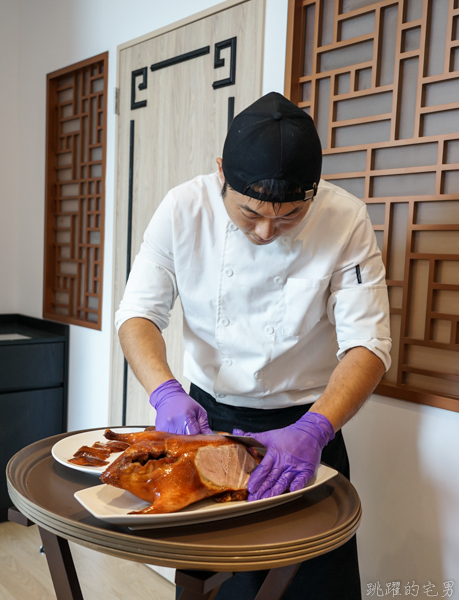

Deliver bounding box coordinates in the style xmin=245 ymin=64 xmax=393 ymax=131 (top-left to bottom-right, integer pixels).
xmin=233 ymin=412 xmax=335 ymax=501
xmin=150 ymin=379 xmax=213 ymax=435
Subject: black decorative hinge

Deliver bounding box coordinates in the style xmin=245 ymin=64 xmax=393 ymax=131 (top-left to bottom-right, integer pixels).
xmin=131 ymin=67 xmax=148 ymax=110
xmin=213 ymin=37 xmax=237 ymax=89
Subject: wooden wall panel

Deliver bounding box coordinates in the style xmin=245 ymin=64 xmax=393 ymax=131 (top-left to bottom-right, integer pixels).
xmin=286 ymin=0 xmax=459 ymax=412
xmin=44 ymin=53 xmax=108 ymax=330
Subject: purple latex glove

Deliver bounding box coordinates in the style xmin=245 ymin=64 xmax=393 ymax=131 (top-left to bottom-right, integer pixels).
xmin=149 ymin=379 xmax=213 ymax=435
xmin=233 ymin=412 xmax=335 ymax=501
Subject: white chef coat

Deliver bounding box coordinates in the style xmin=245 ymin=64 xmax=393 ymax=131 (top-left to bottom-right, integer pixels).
xmin=115 ymin=172 xmax=391 ymax=409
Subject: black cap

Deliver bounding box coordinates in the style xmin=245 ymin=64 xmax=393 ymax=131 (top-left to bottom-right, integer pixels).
xmin=222 ymin=92 xmax=322 ymax=202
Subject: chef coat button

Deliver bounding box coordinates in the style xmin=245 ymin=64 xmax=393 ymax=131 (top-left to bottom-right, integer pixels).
xmin=274 ymin=276 xmax=283 ymax=285
xmin=265 ymin=325 xmax=274 ymax=335
xmin=217 ymin=393 xmax=226 ymax=398
xmin=223 ymin=358 xmax=232 ymax=366
xmin=255 ymin=371 xmax=262 ymax=379
xmin=281 ymin=236 xmax=291 ymax=244
xmin=220 ymin=317 xmax=230 ymax=327
xmin=229 ymin=223 xmax=237 ymax=231
xmin=224 ymin=268 xmax=233 ymax=277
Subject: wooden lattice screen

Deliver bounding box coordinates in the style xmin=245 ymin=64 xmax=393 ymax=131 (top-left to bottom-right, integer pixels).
xmin=285 ymin=0 xmax=459 ymax=412
xmin=43 ymin=53 xmax=108 ymax=329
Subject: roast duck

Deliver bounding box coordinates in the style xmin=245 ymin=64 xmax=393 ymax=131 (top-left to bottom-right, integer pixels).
xmin=81 ymin=429 xmax=262 ymax=514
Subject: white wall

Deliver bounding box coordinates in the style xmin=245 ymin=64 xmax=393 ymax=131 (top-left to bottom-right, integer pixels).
xmin=1 ymin=0 xmax=458 ymax=593
xmin=344 ymin=395 xmax=459 ymax=589
xmin=0 ymin=1 xmax=20 ymax=312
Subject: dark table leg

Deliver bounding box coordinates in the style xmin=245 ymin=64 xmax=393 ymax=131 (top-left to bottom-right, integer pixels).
xmin=253 ymin=563 xmax=301 ymax=600
xmin=38 ymin=527 xmax=84 ymax=600
xmin=8 ymin=506 xmax=35 ymax=527
xmin=176 ymin=564 xmax=301 ymax=600
xmin=176 ymin=570 xmax=235 ymax=599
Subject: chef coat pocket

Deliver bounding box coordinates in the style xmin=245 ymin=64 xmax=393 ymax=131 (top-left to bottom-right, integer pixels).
xmin=282 ymin=276 xmax=331 ymax=337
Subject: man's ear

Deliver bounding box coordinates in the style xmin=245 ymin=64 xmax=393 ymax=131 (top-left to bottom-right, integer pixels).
xmin=216 ymin=158 xmax=225 ymax=185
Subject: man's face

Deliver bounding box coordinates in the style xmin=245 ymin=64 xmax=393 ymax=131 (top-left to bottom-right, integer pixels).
xmin=217 ymin=158 xmax=311 ymax=246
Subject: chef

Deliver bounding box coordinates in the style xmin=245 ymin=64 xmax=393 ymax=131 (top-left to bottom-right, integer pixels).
xmin=115 ymin=92 xmax=391 ymax=600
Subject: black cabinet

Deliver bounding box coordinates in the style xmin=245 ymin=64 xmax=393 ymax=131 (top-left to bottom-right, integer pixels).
xmin=0 ymin=314 xmax=69 ymax=521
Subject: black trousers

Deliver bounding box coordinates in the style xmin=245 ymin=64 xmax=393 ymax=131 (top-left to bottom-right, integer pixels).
xmin=176 ymin=385 xmax=362 ymax=600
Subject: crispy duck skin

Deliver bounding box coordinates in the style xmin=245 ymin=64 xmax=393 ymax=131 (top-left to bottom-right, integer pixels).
xmin=100 ymin=430 xmax=261 ymax=514
xmin=68 ymin=445 xmax=111 ymax=465
xmin=93 ymin=440 xmax=130 ymax=452
xmin=68 ymin=454 xmax=109 ymax=467
xmin=73 ymin=445 xmax=111 ymax=460
xmin=102 ymin=428 xmax=164 ymax=445
xmin=68 ymin=438 xmax=132 ymax=467
xmin=213 ymin=489 xmax=249 ymax=503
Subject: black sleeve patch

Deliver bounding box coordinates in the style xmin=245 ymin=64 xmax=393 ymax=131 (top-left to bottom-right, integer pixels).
xmin=356 ymin=265 xmax=362 ymax=284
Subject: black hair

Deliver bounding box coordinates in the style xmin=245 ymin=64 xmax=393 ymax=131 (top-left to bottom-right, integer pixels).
xmin=221 ymin=179 xmax=306 ymax=213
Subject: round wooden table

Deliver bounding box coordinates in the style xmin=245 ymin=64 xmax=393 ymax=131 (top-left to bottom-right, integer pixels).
xmin=6 ymin=429 xmax=361 ymax=600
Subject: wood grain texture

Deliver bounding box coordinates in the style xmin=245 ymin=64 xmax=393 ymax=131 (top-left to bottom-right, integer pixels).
xmin=0 ymin=521 xmax=174 ymax=600
xmin=110 ymin=0 xmax=265 ymax=426
xmin=285 ymin=0 xmax=459 ymax=412
xmin=44 ymin=53 xmax=108 ymax=330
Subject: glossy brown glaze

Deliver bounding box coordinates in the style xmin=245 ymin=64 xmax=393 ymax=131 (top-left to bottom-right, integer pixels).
xmin=68 ymin=437 xmax=131 ymax=466
xmin=100 ymin=430 xmax=261 ymax=514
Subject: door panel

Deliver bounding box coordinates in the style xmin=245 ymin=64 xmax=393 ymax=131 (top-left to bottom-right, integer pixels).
xmin=111 ymin=0 xmax=265 ymax=426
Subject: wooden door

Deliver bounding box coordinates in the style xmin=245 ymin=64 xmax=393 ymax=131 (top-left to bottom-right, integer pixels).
xmin=110 ymin=0 xmax=265 ymax=426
